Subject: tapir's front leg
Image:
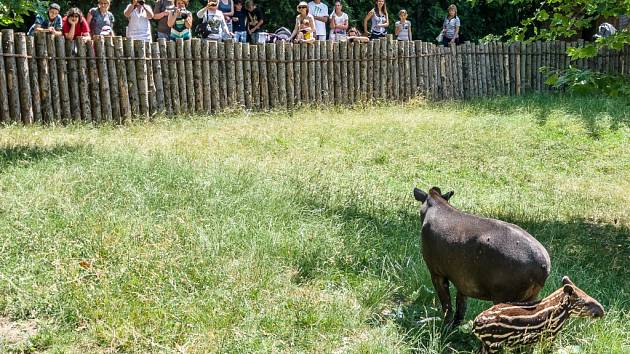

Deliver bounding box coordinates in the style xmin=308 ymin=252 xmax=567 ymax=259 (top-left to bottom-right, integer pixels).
xmin=454 ymin=290 xmax=468 ymax=326
xmin=430 ymin=273 xmax=452 ymax=324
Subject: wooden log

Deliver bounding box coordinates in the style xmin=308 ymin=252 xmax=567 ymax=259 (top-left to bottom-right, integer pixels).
xmin=300 ymin=43 xmax=310 ymax=104
xmin=430 ymin=43 xmax=438 ymax=99
xmin=123 ymin=38 xmax=139 ymax=116
xmin=151 ymin=42 xmax=165 ymax=114
xmin=167 ymin=40 xmax=180 ymax=114
xmin=225 ymin=41 xmax=235 ymax=108
xmin=404 ymin=41 xmax=411 ymax=99
xmin=354 ymin=42 xmax=361 ymax=102
xmin=0 ymin=32 xmax=10 ymax=123
xmin=319 ymin=41 xmax=328 ymax=104
xmin=14 ymin=33 xmax=33 ymax=124
xmin=314 ymin=41 xmax=322 ymax=103
xmin=43 ymin=33 xmax=61 ymax=121
xmin=258 ymin=43 xmax=269 ymax=109
xmin=292 ymin=43 xmax=300 ymax=103
xmin=380 ymin=39 xmax=388 ymax=100
xmin=339 ymin=41 xmax=348 ymax=104
xmin=285 ymin=42 xmax=294 ymax=108
xmin=308 ymin=43 xmax=316 ymax=103
xmin=158 ymin=39 xmax=171 ymax=115
xmin=106 ymin=37 xmax=121 ymax=122
xmin=114 ymin=37 xmax=130 ymax=121
xmin=2 ymin=30 xmax=21 ymax=123
xmin=423 ymin=42 xmax=431 ymax=98
xmin=144 ymin=42 xmax=156 ymax=115
xmin=454 ymin=42 xmax=464 ymax=99
xmin=53 ymin=35 xmax=70 ymax=122
xmin=371 ymin=40 xmax=380 ymax=99
xmin=218 ymin=42 xmax=227 ymax=107
xmin=242 ymin=42 xmax=252 ymax=109
xmin=537 ymin=41 xmax=544 ymax=91
xmin=495 ymin=42 xmax=503 ymax=95
xmin=392 ymin=40 xmax=399 ymax=100
xmin=360 ymin=41 xmax=368 ymax=101
xmin=276 ymin=41 xmax=286 ymax=108
xmin=326 ymin=41 xmax=334 ymax=104
xmin=418 ymin=41 xmax=426 ymax=96
xmin=515 ymin=42 xmax=522 ymax=95
xmin=134 ymin=40 xmax=149 ymax=117
xmin=249 ymin=44 xmax=260 ymax=109
xmin=510 ymin=42 xmax=517 ymax=95
xmin=465 ymin=42 xmax=474 ymax=98
xmin=266 ymin=43 xmax=278 ymax=108
xmin=192 ymin=39 xmax=204 ymax=111
xmin=410 ymin=41 xmax=417 ymax=96
xmin=235 ymin=42 xmax=246 ymax=107
xmin=76 ymin=39 xmax=92 ymax=121
xmin=366 ymin=41 xmax=373 ymax=100
xmin=332 ymin=41 xmax=341 ymax=105
xmin=175 ymin=39 xmax=187 ymax=113
xmin=34 ymin=33 xmax=54 ymax=122
xmin=86 ymin=39 xmax=102 ymax=123
xmin=208 ymin=40 xmax=220 ymax=112
xmin=94 ymin=36 xmax=112 ymax=122
xmin=201 ymin=39 xmax=212 ymax=112
xmin=524 ymin=42 xmax=531 ymax=93
xmin=184 ymin=39 xmax=195 ymax=113
xmin=26 ymin=36 xmax=42 ymax=123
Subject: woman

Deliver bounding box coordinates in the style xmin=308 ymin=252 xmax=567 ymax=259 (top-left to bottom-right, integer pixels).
xmin=329 ymin=1 xmax=348 ymax=41
xmin=218 ymin=0 xmax=234 ymax=40
xmin=441 ymin=4 xmax=460 ymax=46
xmin=124 ymin=0 xmax=154 ymax=42
xmin=363 ymin=0 xmax=388 ymax=40
xmin=197 ymin=0 xmax=233 ymax=41
xmin=86 ymin=0 xmax=115 ymax=36
xmin=62 ymin=8 xmax=91 ymax=40
xmin=28 ymin=3 xmax=63 ymax=36
xmin=168 ymin=0 xmax=193 ymax=40
xmin=347 ymin=27 xmax=369 ymax=43
xmin=289 ymin=1 xmax=315 ymax=43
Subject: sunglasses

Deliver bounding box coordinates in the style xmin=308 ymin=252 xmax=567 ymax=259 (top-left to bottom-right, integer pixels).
xmin=208 ymin=2 xmax=218 ymax=5
xmin=298 ymin=6 xmax=307 ymax=9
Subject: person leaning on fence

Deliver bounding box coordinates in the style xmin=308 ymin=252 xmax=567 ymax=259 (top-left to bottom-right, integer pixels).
xmin=232 ymin=0 xmax=248 ymax=43
xmin=441 ymin=4 xmax=460 ymax=46
xmin=245 ymin=0 xmax=264 ymax=44
xmin=290 ymin=2 xmax=316 ymax=43
xmin=308 ymin=0 xmax=328 ymax=40
xmin=154 ymin=0 xmax=175 ymax=40
xmin=124 ymin=0 xmax=154 ymax=42
xmin=63 ymin=8 xmax=91 ymax=40
xmin=395 ymin=9 xmax=411 ymax=41
xmin=86 ymin=0 xmax=115 ymax=37
xmin=218 ymin=0 xmax=235 ymax=40
xmin=347 ymin=27 xmax=369 ymax=43
xmin=329 ymin=1 xmax=348 ymax=41
xmin=28 ymin=3 xmax=63 ymax=36
xmin=168 ymin=0 xmax=193 ymax=40
xmin=364 ymin=0 xmax=389 ymax=40
xmin=197 ymin=0 xmax=233 ymax=41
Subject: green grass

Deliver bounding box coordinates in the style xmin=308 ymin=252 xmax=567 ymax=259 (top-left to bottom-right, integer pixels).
xmin=0 ymin=94 xmax=628 ymax=353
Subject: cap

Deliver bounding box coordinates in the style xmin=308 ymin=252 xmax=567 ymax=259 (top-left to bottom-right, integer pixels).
xmin=49 ymin=3 xmax=61 ymax=11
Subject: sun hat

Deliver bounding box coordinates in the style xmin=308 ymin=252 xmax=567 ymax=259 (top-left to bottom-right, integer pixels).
xmin=49 ymin=3 xmax=61 ymax=11
xmin=296 ymin=1 xmax=308 ymax=11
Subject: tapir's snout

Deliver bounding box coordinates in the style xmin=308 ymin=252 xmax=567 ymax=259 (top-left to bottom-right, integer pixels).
xmin=589 ymin=303 xmax=605 ymax=318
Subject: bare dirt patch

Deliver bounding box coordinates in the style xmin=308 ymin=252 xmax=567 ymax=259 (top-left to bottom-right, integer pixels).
xmin=0 ymin=316 xmax=38 ymax=345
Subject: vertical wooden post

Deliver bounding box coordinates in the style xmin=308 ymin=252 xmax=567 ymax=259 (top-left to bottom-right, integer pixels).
xmin=94 ymin=36 xmax=112 ymax=122
xmin=184 ymin=39 xmax=195 ymax=113
xmin=76 ymin=39 xmax=92 ymax=121
xmin=326 ymin=41 xmax=334 ymax=104
xmin=192 ymin=39 xmax=204 ymax=111
xmin=403 ymin=41 xmax=411 ymax=99
xmin=0 ymin=32 xmax=10 ymax=123
xmin=86 ymin=39 xmax=102 ymax=123
xmin=14 ymin=33 xmax=33 ymax=124
xmin=44 ymin=33 xmax=61 ymax=121
xmin=235 ymin=42 xmax=246 ymax=107
xmin=391 ymin=40 xmax=399 ymax=100
xmin=54 ymin=35 xmax=70 ymax=122
xmin=158 ymin=39 xmax=172 ymax=115
xmin=144 ymin=42 xmax=156 ymax=115
xmin=313 ymin=41 xmax=322 ymax=103
xmin=285 ymin=42 xmax=294 ymax=108
xmin=134 ymin=40 xmax=149 ymax=117
xmin=276 ymin=41 xmax=286 ymax=108
xmin=175 ymin=39 xmax=187 ymax=113
xmin=151 ymin=42 xmax=165 ymax=114
xmin=371 ymin=40 xmax=379 ymax=99
xmin=209 ymin=40 xmax=221 ymax=112
xmin=225 ymin=41 xmax=236 ymax=108
xmin=410 ymin=41 xmax=418 ymax=97
xmin=106 ymin=37 xmax=121 ymax=122
xmin=123 ymin=38 xmax=139 ymax=117
xmin=243 ymin=43 xmax=253 ymax=109
xmin=3 ymin=30 xmax=22 ymax=122
xmin=266 ymin=43 xmax=278 ymax=108
xmin=114 ymin=37 xmax=130 ymax=122
xmin=26 ymin=36 xmax=42 ymax=123
xmin=299 ymin=42 xmax=308 ymax=103
xmin=249 ymin=44 xmax=260 ymax=109
xmin=167 ymin=40 xmax=180 ymax=114
xmin=308 ymin=42 xmax=316 ymax=103
xmin=201 ymin=39 xmax=212 ymax=112
xmin=218 ymin=42 xmax=227 ymax=106
xmin=292 ymin=44 xmax=300 ymax=104
xmin=515 ymin=42 xmax=521 ymax=96
xmin=259 ymin=44 xmax=269 ymax=109
xmin=338 ymin=41 xmax=347 ymax=104
xmin=525 ymin=42 xmax=532 ymax=93
xmin=360 ymin=41 xmax=368 ymax=101
xmin=379 ymin=39 xmax=388 ymax=100
xmin=353 ymin=42 xmax=361 ymax=102
xmin=333 ymin=41 xmax=341 ymax=105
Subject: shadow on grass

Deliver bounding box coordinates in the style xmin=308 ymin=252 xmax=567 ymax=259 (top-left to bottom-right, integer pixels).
xmin=457 ymin=93 xmax=630 ymax=138
xmin=0 ymin=144 xmax=87 ymax=173
xmin=290 ymin=189 xmax=630 ymax=352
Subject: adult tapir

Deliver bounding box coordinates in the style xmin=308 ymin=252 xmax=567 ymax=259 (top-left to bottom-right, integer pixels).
xmin=413 ymin=187 xmax=551 ymax=326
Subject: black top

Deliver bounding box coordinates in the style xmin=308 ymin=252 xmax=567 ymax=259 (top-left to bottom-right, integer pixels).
xmin=232 ymin=8 xmax=247 ymax=32
xmin=247 ymin=7 xmax=264 ymax=32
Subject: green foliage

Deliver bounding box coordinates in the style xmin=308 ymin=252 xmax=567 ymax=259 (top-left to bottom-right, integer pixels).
xmin=543 ymin=66 xmax=630 ymax=97
xmin=0 ymin=0 xmax=48 ymax=27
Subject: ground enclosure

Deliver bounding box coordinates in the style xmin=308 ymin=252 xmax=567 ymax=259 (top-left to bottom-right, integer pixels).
xmin=0 ymin=29 xmax=629 ymax=124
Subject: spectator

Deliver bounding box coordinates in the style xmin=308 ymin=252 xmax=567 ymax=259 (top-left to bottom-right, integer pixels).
xmin=308 ymin=0 xmax=328 ymax=40
xmin=347 ymin=27 xmax=369 ymax=43
xmin=153 ymin=0 xmax=175 ymax=40
xmin=168 ymin=0 xmax=193 ymax=40
xmin=329 ymin=1 xmax=348 ymax=41
xmin=232 ymin=0 xmax=248 ymax=43
xmin=218 ymin=0 xmax=234 ymax=40
xmin=197 ymin=0 xmax=233 ymax=41
xmin=441 ymin=4 xmax=460 ymax=46
xmin=28 ymin=3 xmax=63 ymax=36
xmin=245 ymin=0 xmax=264 ymax=43
xmin=290 ymin=1 xmax=315 ymax=43
xmin=86 ymin=0 xmax=115 ymax=37
xmin=124 ymin=0 xmax=154 ymax=42
xmin=395 ymin=9 xmax=411 ymax=41
xmin=364 ymin=0 xmax=388 ymax=40
xmin=63 ymin=8 xmax=91 ymax=40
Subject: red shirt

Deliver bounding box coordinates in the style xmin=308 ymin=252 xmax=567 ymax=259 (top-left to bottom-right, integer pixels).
xmin=62 ymin=17 xmax=90 ymax=39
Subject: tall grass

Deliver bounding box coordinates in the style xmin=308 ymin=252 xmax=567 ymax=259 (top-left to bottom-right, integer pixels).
xmin=0 ymin=94 xmax=628 ymax=353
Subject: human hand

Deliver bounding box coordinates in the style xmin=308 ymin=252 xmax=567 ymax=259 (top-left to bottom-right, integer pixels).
xmin=69 ymin=16 xmax=79 ymax=25
xmin=233 ymin=17 xmax=239 ymax=22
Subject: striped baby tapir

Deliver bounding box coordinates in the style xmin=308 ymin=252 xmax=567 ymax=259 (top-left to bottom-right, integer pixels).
xmin=472 ymin=276 xmax=605 ymax=353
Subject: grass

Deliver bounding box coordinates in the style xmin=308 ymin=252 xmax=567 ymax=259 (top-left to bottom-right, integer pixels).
xmin=0 ymin=94 xmax=628 ymax=353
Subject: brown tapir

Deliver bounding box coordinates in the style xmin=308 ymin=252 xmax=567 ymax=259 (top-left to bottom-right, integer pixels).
xmin=413 ymin=187 xmax=551 ymax=326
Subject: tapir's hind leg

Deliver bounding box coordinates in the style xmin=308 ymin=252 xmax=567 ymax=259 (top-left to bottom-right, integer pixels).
xmin=454 ymin=290 xmax=468 ymax=326
xmin=430 ymin=273 xmax=453 ymax=324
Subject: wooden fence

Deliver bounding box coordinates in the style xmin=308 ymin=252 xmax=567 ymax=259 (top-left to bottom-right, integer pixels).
xmin=0 ymin=29 xmax=628 ymax=124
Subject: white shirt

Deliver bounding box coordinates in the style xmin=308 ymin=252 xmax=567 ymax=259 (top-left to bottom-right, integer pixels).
xmin=329 ymin=11 xmax=348 ymax=35
xmin=126 ymin=6 xmax=152 ymax=41
xmin=308 ymin=1 xmax=328 ymax=37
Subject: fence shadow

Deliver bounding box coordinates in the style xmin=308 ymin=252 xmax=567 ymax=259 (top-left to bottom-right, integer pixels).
xmin=0 ymin=144 xmax=87 ymax=172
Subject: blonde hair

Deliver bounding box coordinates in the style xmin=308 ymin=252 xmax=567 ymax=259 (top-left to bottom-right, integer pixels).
xmin=399 ymin=9 xmax=407 ymax=16
xmin=447 ymin=4 xmax=457 ymax=17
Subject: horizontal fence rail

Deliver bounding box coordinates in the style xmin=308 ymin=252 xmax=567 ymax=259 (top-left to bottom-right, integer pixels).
xmin=0 ymin=29 xmax=628 ymax=125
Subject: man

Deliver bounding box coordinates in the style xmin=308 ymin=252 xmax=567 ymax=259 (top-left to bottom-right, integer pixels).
xmin=245 ymin=0 xmax=264 ymax=43
xmin=307 ymin=0 xmax=328 ymax=40
xmin=153 ymin=0 xmax=175 ymax=40
xmin=28 ymin=3 xmax=63 ymax=36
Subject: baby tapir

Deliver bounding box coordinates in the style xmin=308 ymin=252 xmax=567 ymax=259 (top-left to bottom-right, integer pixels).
xmin=473 ymin=276 xmax=605 ymax=353
xmin=414 ymin=187 xmax=551 ymax=326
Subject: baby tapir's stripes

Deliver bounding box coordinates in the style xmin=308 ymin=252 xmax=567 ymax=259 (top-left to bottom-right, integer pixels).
xmin=472 ymin=276 xmax=604 ymax=353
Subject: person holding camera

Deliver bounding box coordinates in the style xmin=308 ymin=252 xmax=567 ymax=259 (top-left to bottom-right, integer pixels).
xmin=168 ymin=0 xmax=193 ymax=40
xmin=62 ymin=7 xmax=91 ymax=40
xmin=28 ymin=3 xmax=63 ymax=36
xmin=153 ymin=0 xmax=175 ymax=40
xmin=124 ymin=0 xmax=154 ymax=42
xmin=196 ymin=0 xmax=233 ymax=41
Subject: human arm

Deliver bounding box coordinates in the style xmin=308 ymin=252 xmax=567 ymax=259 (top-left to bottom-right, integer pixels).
xmin=197 ymin=8 xmax=207 ymax=20
xmin=221 ymin=15 xmax=233 ymax=37
xmin=379 ymin=13 xmax=388 ymax=28
xmin=167 ymin=8 xmax=176 ymax=27
xmin=86 ymin=10 xmax=94 ymax=29
xmin=329 ymin=14 xmax=335 ymax=30
xmin=153 ymin=1 xmax=169 ymax=20
xmin=223 ymin=1 xmax=234 ymax=19
xmin=63 ymin=18 xmax=76 ymax=40
xmin=363 ymin=10 xmax=372 ymax=34
xmin=289 ymin=16 xmax=299 ymax=40
xmin=394 ymin=21 xmax=400 ymax=35
xmin=124 ymin=3 xmax=134 ymax=17
xmin=340 ymin=15 xmax=348 ymax=30
xmin=143 ymin=5 xmax=154 ymax=19
xmin=185 ymin=12 xmax=193 ymax=29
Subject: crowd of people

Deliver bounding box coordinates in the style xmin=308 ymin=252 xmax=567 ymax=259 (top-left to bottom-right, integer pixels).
xmin=28 ymin=0 xmax=461 ymax=45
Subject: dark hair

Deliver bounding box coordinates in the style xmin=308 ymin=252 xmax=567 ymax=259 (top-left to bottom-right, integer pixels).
xmin=374 ymin=0 xmax=387 ymax=17
xmin=234 ymin=0 xmax=242 ymax=4
xmin=66 ymin=7 xmax=84 ymax=18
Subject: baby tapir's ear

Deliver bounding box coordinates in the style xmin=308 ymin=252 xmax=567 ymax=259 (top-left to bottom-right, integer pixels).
xmin=562 ymin=276 xmax=574 ymax=286
xmin=414 ymin=188 xmax=428 ymax=202
xmin=442 ymin=191 xmax=454 ymax=201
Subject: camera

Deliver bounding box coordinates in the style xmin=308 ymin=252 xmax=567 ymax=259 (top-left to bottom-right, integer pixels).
xmin=180 ymin=10 xmax=190 ymax=19
xmin=137 ymin=0 xmax=145 ymax=5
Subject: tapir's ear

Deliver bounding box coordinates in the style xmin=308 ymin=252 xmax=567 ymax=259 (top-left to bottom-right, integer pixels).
xmin=442 ymin=191 xmax=454 ymax=201
xmin=563 ymin=284 xmax=574 ymax=295
xmin=414 ymin=188 xmax=428 ymax=202
xmin=562 ymin=276 xmax=574 ymax=286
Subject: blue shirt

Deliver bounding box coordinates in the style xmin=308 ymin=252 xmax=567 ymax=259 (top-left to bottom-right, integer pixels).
xmin=28 ymin=14 xmax=63 ymax=36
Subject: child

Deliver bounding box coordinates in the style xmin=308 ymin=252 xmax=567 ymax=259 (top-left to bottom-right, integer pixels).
xmin=295 ymin=18 xmax=315 ymax=43
xmin=232 ymin=0 xmax=248 ymax=42
xmin=395 ymin=9 xmax=411 ymax=41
